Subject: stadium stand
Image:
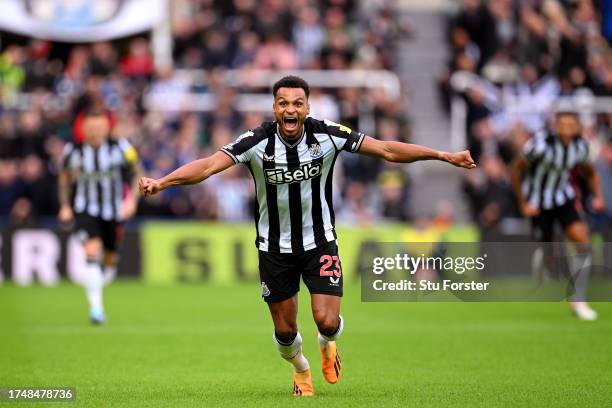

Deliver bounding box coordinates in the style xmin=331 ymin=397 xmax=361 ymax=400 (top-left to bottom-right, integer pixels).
xmin=440 ymin=0 xmax=612 ymax=236
xmin=0 ymin=0 xmax=413 ymax=224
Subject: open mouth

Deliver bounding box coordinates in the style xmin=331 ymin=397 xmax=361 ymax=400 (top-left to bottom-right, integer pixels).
xmin=283 ymin=117 xmax=298 ymax=132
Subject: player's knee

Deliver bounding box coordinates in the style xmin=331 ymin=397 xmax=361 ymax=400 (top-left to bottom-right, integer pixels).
xmin=84 ymin=239 xmax=102 ymax=260
xmin=314 ymin=312 xmax=339 ymax=335
xmin=275 ymin=325 xmax=298 ymax=344
xmin=566 ymin=222 xmax=590 ymax=245
xmin=103 ymin=250 xmax=117 ymax=266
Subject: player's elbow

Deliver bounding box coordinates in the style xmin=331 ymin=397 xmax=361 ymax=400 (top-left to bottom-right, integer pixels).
xmin=382 ymin=143 xmax=398 ymax=162
xmin=195 ymin=158 xmax=217 ymax=182
xmin=383 ymin=152 xmax=395 ymax=162
xmin=196 ymin=167 xmax=214 ymax=184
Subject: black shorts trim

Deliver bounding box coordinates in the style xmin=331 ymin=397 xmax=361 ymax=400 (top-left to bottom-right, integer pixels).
xmin=308 ymin=290 xmax=343 ymax=298
xmin=264 ymin=291 xmax=299 ymax=304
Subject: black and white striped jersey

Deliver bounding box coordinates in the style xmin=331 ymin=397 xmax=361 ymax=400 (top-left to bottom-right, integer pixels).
xmin=522 ymin=131 xmax=591 ymax=210
xmin=62 ymin=138 xmax=137 ymax=221
xmin=220 ymin=117 xmax=365 ymax=253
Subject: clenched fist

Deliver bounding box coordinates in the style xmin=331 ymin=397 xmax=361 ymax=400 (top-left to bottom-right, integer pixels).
xmin=139 ymin=177 xmax=162 ymax=197
xmin=58 ymin=205 xmax=73 ymax=223
xmin=520 ymin=202 xmax=541 ymax=218
xmin=445 ymin=150 xmax=476 ymax=169
xmin=592 ymin=196 xmax=606 ymax=213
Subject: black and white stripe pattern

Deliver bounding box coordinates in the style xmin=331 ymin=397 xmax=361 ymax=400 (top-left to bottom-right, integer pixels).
xmin=63 ymin=138 xmax=135 ymax=221
xmin=522 ymin=131 xmax=591 ymax=210
xmin=221 ymin=117 xmax=365 ymax=253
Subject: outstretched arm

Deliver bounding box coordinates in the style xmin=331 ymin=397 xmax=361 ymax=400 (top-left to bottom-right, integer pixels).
xmin=139 ymin=151 xmax=235 ymax=197
xmin=358 ymin=136 xmax=476 ymax=169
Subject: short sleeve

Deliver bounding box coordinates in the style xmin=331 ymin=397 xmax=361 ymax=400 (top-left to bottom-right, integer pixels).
xmin=62 ymin=142 xmax=78 ymax=170
xmin=323 ymin=120 xmax=365 ymax=153
xmin=220 ymin=131 xmax=259 ymax=164
xmin=523 ymin=132 xmax=547 ymax=163
xmin=118 ymin=138 xmax=138 ymax=165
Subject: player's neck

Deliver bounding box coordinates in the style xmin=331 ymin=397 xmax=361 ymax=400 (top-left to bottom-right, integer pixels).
xmin=87 ymin=142 xmax=103 ymax=149
xmin=86 ymin=137 xmax=108 ymax=149
xmin=557 ymin=134 xmax=577 ymax=146
xmin=277 ymin=125 xmax=304 ymax=142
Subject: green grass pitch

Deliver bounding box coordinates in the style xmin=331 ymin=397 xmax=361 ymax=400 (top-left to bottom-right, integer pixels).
xmin=1 ymin=281 xmax=611 ymax=407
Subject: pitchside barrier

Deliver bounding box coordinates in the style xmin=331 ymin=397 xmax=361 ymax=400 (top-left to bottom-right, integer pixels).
xmin=0 ymin=222 xmax=475 ymax=285
xmin=0 ymin=227 xmax=141 ymax=286
xmin=140 ymin=222 xmax=478 ymax=284
xmin=1 ymin=221 xmax=610 ymax=289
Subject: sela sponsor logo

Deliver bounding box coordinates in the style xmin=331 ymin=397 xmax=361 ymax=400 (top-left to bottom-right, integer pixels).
xmin=261 ymin=282 xmax=271 ymax=297
xmin=308 ymin=143 xmax=323 ymax=159
xmin=264 ymin=162 xmax=322 ymax=185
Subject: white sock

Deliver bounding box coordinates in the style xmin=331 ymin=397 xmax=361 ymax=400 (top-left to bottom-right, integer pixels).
xmin=318 ymin=315 xmax=344 ymax=348
xmin=569 ymin=253 xmax=592 ymax=302
xmin=274 ymin=332 xmax=310 ymax=372
xmin=84 ymin=261 xmax=104 ymax=312
xmin=103 ymin=265 xmax=117 ymax=285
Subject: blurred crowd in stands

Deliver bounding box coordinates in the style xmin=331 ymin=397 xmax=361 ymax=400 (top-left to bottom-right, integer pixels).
xmin=2 ymin=0 xmax=610 ymax=234
xmin=0 ymin=0 xmax=413 ymax=226
xmin=441 ymin=0 xmax=612 ymax=234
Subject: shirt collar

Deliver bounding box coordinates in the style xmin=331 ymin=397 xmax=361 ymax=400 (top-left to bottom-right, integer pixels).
xmin=276 ymin=123 xmax=305 ymax=149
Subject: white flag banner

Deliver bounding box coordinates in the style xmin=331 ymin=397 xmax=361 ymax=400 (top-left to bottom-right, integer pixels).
xmin=0 ymin=0 xmax=166 ymax=42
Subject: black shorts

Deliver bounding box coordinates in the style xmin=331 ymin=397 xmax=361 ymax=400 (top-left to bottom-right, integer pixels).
xmin=532 ymin=201 xmax=582 ymax=242
xmin=75 ymin=213 xmax=123 ymax=252
xmin=258 ymin=241 xmax=343 ymax=303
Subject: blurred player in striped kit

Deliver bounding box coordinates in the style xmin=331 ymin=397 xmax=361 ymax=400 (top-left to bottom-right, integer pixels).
xmin=512 ymin=106 xmax=605 ymax=320
xmin=58 ymin=107 xmax=140 ymax=324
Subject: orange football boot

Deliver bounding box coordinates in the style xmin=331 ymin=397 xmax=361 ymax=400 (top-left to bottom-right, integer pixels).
xmin=319 ymin=338 xmax=342 ymax=384
xmin=293 ymin=369 xmax=314 ymax=396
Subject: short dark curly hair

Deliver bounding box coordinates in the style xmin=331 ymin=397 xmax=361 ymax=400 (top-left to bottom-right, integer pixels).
xmin=272 ymin=75 xmax=310 ymax=99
